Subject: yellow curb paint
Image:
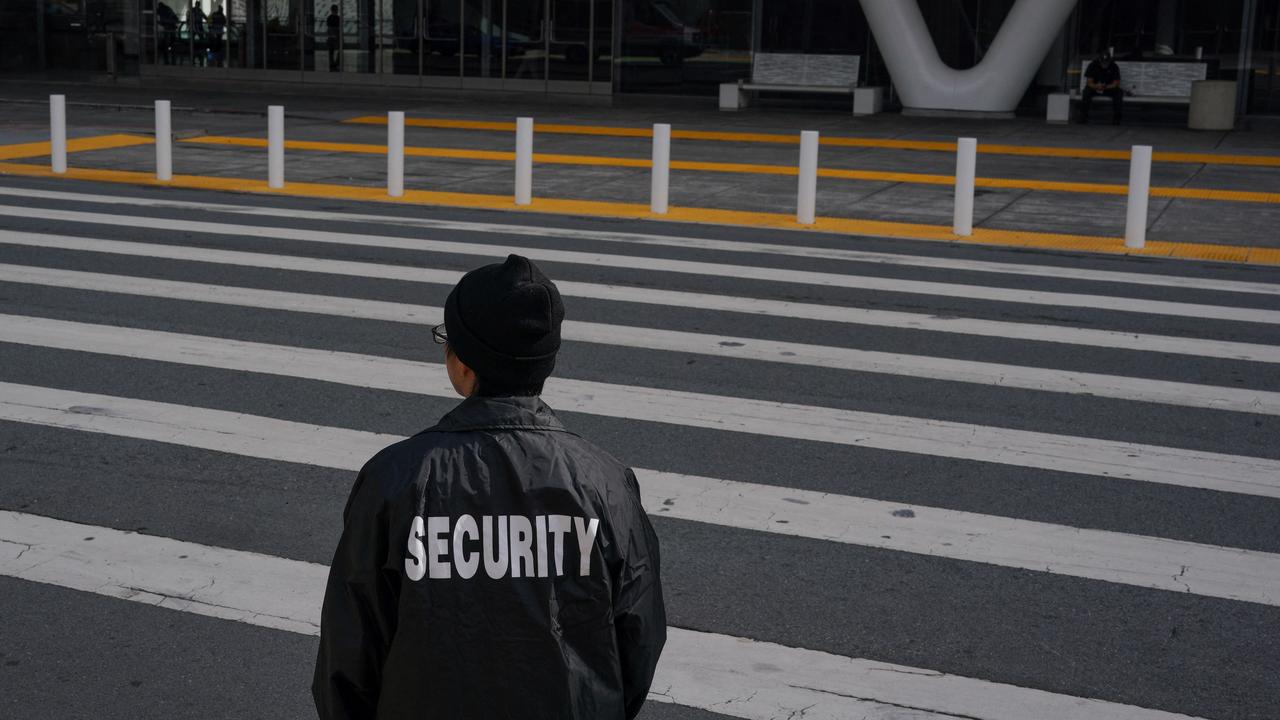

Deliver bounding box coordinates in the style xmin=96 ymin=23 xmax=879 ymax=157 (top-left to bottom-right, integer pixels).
xmin=1 ymin=160 xmax=1276 ymax=267
xmin=184 ymin=135 xmax=1280 ymax=205
xmin=343 ymin=116 xmax=1280 ymax=168
xmin=0 ymin=134 xmax=154 ymax=161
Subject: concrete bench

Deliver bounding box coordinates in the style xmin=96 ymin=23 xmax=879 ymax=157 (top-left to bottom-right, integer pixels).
xmin=720 ymin=52 xmax=882 ymax=116
xmin=1047 ymin=60 xmax=1207 ymax=123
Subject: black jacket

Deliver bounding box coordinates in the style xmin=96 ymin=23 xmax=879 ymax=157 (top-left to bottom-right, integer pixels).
xmin=1085 ymin=59 xmax=1121 ymax=88
xmin=313 ymin=396 xmax=666 ymax=720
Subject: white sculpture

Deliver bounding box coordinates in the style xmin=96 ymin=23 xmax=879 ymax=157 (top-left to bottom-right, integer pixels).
xmin=859 ymin=0 xmax=1078 ymax=113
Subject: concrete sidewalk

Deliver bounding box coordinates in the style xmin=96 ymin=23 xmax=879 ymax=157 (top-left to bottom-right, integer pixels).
xmin=2 ymin=77 xmax=1280 ymax=253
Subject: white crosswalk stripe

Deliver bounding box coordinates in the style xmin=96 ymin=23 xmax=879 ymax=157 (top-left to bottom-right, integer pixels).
xmin=2 ymin=322 xmax=1277 ymax=496
xmin=3 ymin=207 xmax=1278 ymax=323
xmin=3 ymin=278 xmax=1277 ymax=414
xmin=1 ymin=183 xmax=1276 ymax=720
xmin=2 ymin=382 xmax=1276 ymax=605
xmin=5 ymin=186 xmax=1279 ymax=296
xmin=0 ymin=511 xmax=1207 ymax=720
xmin=6 ymin=237 xmax=1279 ymax=363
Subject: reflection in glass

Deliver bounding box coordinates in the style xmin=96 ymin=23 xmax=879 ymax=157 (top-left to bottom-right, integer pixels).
xmin=265 ymin=0 xmax=301 ymax=69
xmin=592 ymin=0 xmax=612 ymax=85
xmin=425 ymin=0 xmax=461 ymax=76
xmin=1250 ymin=0 xmax=1280 ymax=113
xmin=548 ymin=0 xmax=588 ymax=82
xmin=505 ymin=0 xmax=545 ymax=81
xmin=621 ymin=0 xmax=757 ymax=94
xmin=461 ymin=0 xmax=502 ymax=78
xmin=382 ymin=0 xmax=421 ymax=74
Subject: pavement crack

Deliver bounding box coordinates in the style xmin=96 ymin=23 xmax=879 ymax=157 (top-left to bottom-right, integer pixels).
xmin=710 ymin=690 xmax=758 ymax=709
xmin=785 ymin=683 xmax=984 ymax=720
xmin=1173 ymin=564 xmax=1191 ymax=593
xmin=9 ymin=541 xmax=33 ymax=562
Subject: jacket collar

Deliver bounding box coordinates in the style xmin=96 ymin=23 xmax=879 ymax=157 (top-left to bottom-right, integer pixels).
xmin=429 ymin=395 xmax=568 ymax=434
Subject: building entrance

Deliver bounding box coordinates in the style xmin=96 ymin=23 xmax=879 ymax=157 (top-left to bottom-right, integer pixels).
xmin=138 ymin=0 xmax=611 ymax=94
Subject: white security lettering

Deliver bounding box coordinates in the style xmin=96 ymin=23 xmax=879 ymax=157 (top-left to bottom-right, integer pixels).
xmin=547 ymin=515 xmax=571 ymax=576
xmin=483 ymin=515 xmax=509 ymax=579
xmin=452 ymin=514 xmax=480 ymax=580
xmin=427 ymin=516 xmax=451 ymax=579
xmin=405 ymin=515 xmax=426 ymax=582
xmin=535 ymin=516 xmax=549 ymax=578
xmin=405 ymin=514 xmax=600 ymax=581
xmin=574 ymin=517 xmax=599 ymax=577
xmin=509 ymin=516 xmax=535 ymax=578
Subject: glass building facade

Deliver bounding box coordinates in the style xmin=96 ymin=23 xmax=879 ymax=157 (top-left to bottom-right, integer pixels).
xmin=3 ymin=0 xmax=1279 ymax=114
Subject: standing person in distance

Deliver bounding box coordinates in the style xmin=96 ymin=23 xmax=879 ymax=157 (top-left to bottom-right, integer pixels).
xmin=313 ymin=254 xmax=667 ymax=720
xmin=326 ymin=5 xmax=341 ymax=72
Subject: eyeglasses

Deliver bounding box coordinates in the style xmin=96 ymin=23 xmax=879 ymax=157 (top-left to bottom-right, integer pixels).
xmin=431 ymin=323 xmax=448 ymax=345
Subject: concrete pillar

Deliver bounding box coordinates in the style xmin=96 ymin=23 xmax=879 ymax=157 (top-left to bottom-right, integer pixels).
xmin=857 ymin=0 xmax=1077 ymax=113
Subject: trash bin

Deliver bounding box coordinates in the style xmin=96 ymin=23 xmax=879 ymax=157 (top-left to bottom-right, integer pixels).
xmin=1188 ymin=80 xmax=1237 ymax=130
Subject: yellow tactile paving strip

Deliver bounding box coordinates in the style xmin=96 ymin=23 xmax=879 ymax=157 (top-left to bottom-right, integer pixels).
xmin=344 ymin=116 xmax=1280 ymax=168
xmin=2 ymin=154 xmax=1277 ymax=267
xmin=186 ymin=135 xmax=1280 ymax=205
xmin=0 ymin=134 xmax=155 ymax=161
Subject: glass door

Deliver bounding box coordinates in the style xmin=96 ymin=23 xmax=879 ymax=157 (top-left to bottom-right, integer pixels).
xmin=1252 ymin=0 xmax=1280 ymax=114
xmin=424 ymin=0 xmax=461 ymax=81
xmin=379 ymin=0 xmax=421 ymax=77
xmin=591 ymin=0 xmax=612 ymax=91
xmin=306 ymin=0 xmax=336 ymax=71
xmin=504 ymin=0 xmax=604 ymax=92
xmin=547 ymin=0 xmax=588 ymax=86
xmin=340 ymin=0 xmax=374 ymax=73
xmin=504 ymin=0 xmax=546 ymax=86
xmin=264 ymin=0 xmax=302 ymax=70
xmin=461 ymin=0 xmax=502 ymax=84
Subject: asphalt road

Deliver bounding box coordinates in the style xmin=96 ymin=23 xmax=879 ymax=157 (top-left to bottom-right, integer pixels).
xmin=1 ymin=174 xmax=1278 ymax=719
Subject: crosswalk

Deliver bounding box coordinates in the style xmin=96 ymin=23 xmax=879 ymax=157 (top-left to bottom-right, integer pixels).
xmin=1 ymin=180 xmax=1278 ymax=719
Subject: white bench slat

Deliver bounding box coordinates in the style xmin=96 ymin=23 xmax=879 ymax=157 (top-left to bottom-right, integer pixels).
xmin=739 ymin=83 xmax=855 ymax=95
xmin=751 ymin=53 xmax=859 ymax=89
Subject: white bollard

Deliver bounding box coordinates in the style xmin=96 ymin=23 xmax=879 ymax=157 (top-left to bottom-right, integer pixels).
xmin=387 ymin=110 xmax=405 ymax=197
xmin=515 ymin=117 xmax=533 ymax=206
xmin=797 ymin=130 xmax=819 ymax=225
xmin=650 ymin=123 xmax=671 ymax=214
xmin=268 ymin=105 xmax=284 ymax=189
xmin=953 ymin=137 xmax=977 ymax=236
xmin=1194 ymin=46 xmax=1203 ymax=59
xmin=50 ymin=94 xmax=67 ymax=174
xmin=1124 ymin=144 xmax=1153 ymax=249
xmin=155 ymin=100 xmax=172 ymax=181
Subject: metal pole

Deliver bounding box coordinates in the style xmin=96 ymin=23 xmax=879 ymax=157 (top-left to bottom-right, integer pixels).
xmin=1237 ymin=0 xmax=1258 ymax=118
xmin=387 ymin=111 xmax=405 ymax=197
xmin=105 ymin=31 xmax=117 ymax=75
xmin=155 ymin=100 xmax=172 ymax=181
xmin=953 ymin=137 xmax=977 ymax=236
xmin=515 ymin=117 xmax=533 ymax=206
xmin=1124 ymin=145 xmax=1153 ymax=249
xmin=650 ymin=123 xmax=671 ymax=214
xmin=796 ymin=130 xmax=819 ymax=225
xmin=268 ymin=105 xmax=284 ymax=188
xmin=50 ymin=94 xmax=67 ymax=174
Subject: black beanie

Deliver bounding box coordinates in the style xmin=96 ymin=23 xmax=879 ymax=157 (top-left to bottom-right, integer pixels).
xmin=443 ymin=254 xmax=564 ymax=390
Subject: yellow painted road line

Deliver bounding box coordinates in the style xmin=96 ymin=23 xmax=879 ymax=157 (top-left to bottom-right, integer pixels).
xmin=0 ymin=134 xmax=154 ymax=161
xmin=344 ymin=115 xmax=1280 ymax=168
xmin=3 ymin=160 xmax=1278 ymax=266
xmin=183 ymin=135 xmax=1280 ymax=205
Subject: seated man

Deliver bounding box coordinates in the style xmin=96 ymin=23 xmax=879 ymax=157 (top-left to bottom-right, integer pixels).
xmin=1081 ymin=53 xmax=1123 ymax=124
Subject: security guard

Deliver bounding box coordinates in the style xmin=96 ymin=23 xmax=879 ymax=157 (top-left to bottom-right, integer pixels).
xmin=313 ymin=254 xmax=666 ymax=719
